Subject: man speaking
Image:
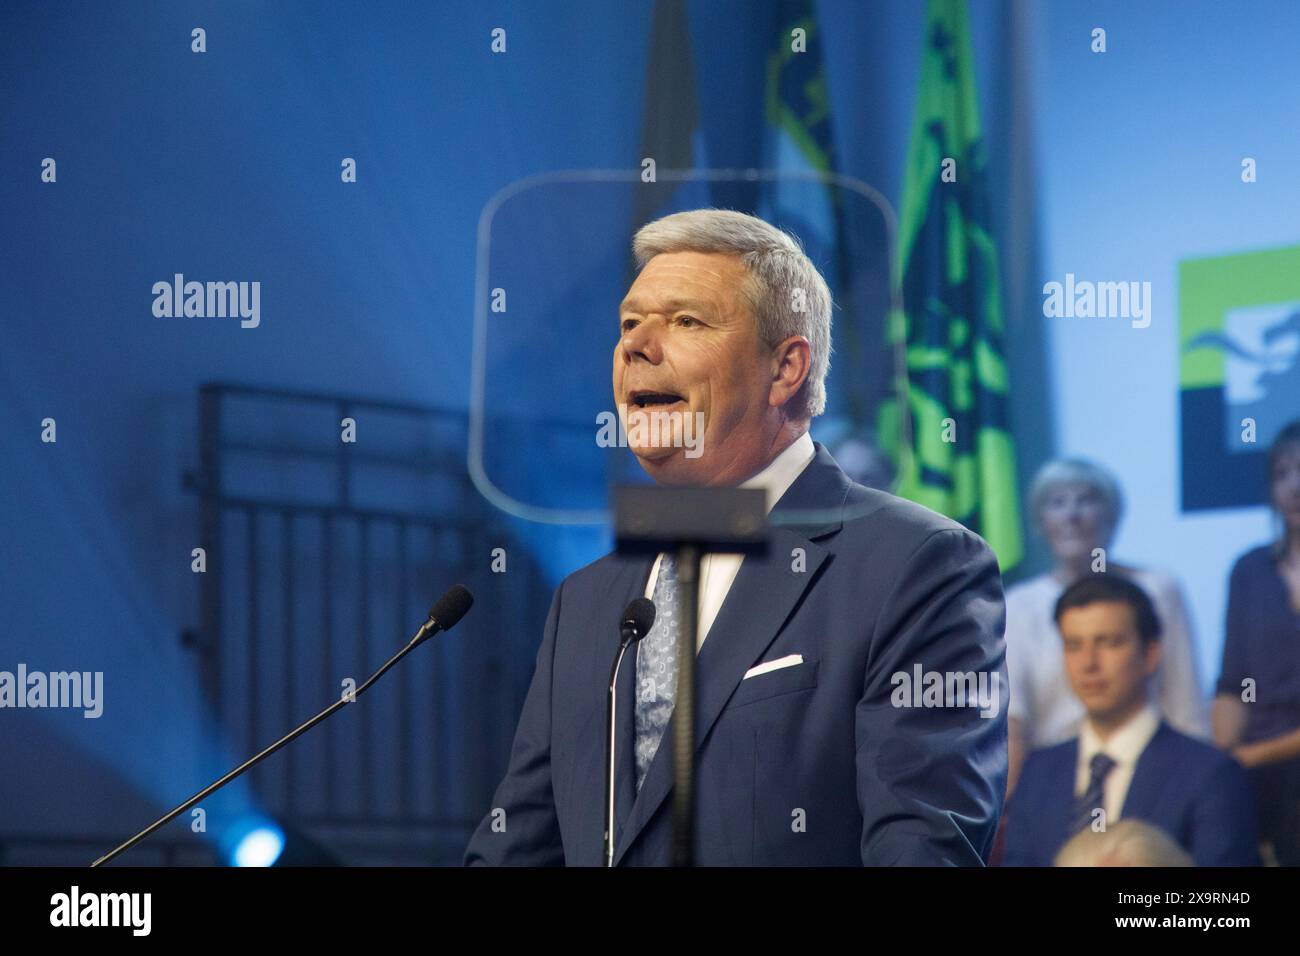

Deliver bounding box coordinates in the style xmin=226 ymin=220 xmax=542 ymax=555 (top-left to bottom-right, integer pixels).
xmin=464 ymin=209 xmax=1007 ymax=866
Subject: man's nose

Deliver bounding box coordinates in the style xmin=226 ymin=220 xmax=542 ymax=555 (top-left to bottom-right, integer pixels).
xmin=620 ymin=318 xmax=665 ymax=363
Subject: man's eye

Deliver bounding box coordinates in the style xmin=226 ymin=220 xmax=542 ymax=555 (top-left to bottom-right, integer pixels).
xmin=678 ymin=315 xmax=698 ymax=327
xmin=621 ymin=319 xmax=638 ymax=332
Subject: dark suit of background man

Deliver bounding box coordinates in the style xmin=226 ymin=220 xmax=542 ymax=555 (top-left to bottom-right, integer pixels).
xmin=464 ymin=209 xmax=1008 ymax=866
xmin=1003 ymin=574 xmax=1259 ymax=866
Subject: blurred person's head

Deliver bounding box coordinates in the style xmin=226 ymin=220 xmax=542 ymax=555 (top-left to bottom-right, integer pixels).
xmin=1054 ymin=574 xmax=1161 ymax=736
xmin=1029 ymin=458 xmax=1124 ymax=574
xmin=1268 ymin=420 xmax=1300 ymax=548
xmin=1054 ymin=819 xmax=1193 ymax=867
xmin=830 ymin=433 xmax=895 ymax=491
xmin=614 ymin=209 xmax=832 ymax=485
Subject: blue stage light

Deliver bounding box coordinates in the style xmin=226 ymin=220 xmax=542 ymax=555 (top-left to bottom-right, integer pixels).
xmin=227 ymin=820 xmax=285 ymax=868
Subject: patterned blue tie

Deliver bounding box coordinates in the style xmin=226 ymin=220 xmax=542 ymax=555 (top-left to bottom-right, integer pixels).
xmin=634 ymin=553 xmax=680 ymax=792
xmin=1071 ymin=752 xmax=1116 ymax=834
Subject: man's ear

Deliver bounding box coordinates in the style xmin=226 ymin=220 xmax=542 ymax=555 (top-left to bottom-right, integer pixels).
xmin=769 ymin=335 xmax=811 ymax=411
xmin=1142 ymin=638 xmax=1163 ymax=677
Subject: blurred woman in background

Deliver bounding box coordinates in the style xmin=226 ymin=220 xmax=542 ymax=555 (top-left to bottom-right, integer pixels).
xmin=1214 ymin=420 xmax=1300 ymax=866
xmin=1005 ymin=458 xmax=1206 ymax=793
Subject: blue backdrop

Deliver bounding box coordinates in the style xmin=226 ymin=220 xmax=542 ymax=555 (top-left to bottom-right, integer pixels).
xmin=3 ymin=0 xmax=1297 ymax=864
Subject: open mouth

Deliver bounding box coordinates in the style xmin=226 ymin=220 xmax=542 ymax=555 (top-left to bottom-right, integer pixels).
xmin=629 ymin=390 xmax=687 ymax=409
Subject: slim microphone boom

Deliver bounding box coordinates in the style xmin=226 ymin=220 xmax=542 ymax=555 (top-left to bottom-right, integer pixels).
xmin=605 ymin=597 xmax=656 ymax=867
xmin=90 ymin=584 xmax=475 ymax=868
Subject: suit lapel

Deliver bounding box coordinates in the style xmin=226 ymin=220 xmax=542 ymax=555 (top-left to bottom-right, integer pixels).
xmin=611 ymin=444 xmax=848 ymax=865
xmin=1053 ymin=738 xmax=1080 ymax=855
xmin=1120 ymin=723 xmax=1174 ymax=820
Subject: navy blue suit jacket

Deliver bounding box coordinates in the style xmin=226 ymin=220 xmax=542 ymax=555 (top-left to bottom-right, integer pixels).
xmin=463 ymin=443 xmax=1008 ymax=865
xmin=1002 ymin=722 xmax=1260 ymax=866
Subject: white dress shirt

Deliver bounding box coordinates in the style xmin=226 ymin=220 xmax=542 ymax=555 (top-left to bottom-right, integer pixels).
xmin=642 ymin=431 xmax=816 ymax=650
xmin=1074 ymin=704 xmax=1161 ymax=822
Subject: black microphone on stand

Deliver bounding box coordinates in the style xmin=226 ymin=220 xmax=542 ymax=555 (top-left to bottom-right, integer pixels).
xmin=90 ymin=584 xmax=475 ymax=868
xmin=605 ymin=597 xmax=655 ymax=867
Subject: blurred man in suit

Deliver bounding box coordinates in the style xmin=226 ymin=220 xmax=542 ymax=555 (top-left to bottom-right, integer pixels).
xmin=1003 ymin=574 xmax=1258 ymax=866
xmin=464 ymin=209 xmax=1008 ymax=866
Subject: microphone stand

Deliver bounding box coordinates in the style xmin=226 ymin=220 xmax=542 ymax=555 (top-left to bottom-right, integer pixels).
xmin=670 ymin=542 xmax=700 ymax=869
xmin=605 ymin=635 xmax=637 ymax=867
xmin=613 ymin=485 xmax=766 ymax=867
xmin=92 ymin=610 xmax=451 ymax=867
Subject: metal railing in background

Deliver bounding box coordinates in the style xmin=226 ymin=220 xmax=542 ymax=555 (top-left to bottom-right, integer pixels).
xmin=183 ymin=383 xmax=562 ymax=864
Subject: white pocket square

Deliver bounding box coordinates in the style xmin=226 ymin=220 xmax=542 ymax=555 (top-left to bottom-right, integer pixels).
xmin=743 ymin=654 xmax=803 ymax=680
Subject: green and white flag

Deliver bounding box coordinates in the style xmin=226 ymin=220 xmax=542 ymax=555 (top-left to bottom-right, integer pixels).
xmin=878 ymin=0 xmax=1023 ymax=570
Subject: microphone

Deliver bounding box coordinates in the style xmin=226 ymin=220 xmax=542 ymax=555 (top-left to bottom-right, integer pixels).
xmin=620 ymin=597 xmax=656 ymax=647
xmin=411 ymin=584 xmax=475 ymax=647
xmin=605 ymin=597 xmax=655 ymax=867
xmin=91 ymin=584 xmax=475 ymax=868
